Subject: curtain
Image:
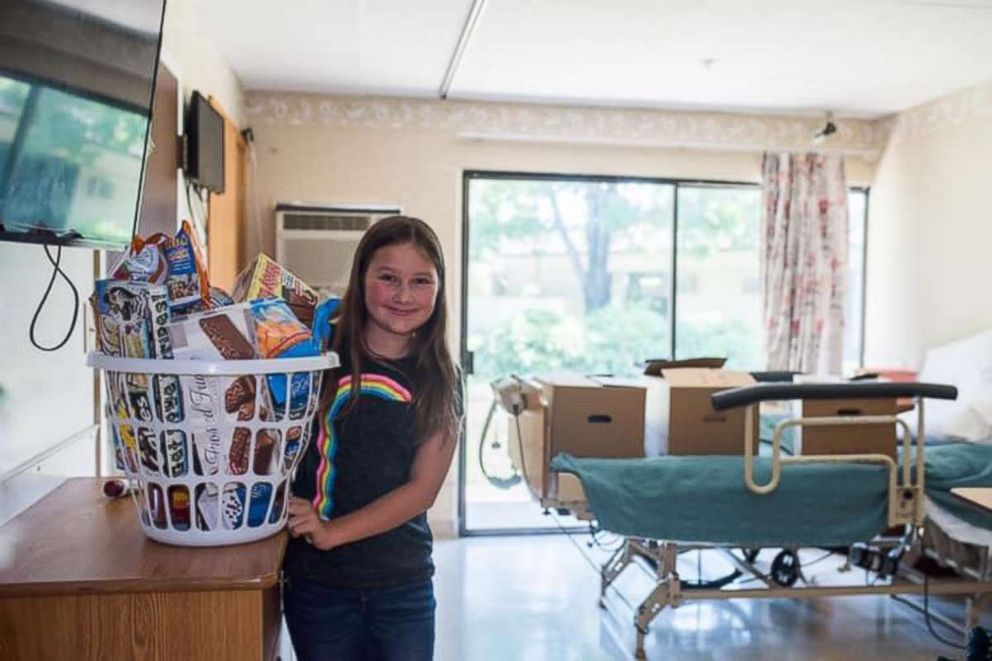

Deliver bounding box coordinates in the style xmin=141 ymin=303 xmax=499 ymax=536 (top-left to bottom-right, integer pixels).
xmin=761 ymin=152 xmax=848 ymax=374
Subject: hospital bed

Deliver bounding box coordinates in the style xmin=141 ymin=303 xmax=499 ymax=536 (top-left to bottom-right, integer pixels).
xmin=521 ymin=380 xmax=992 ymax=658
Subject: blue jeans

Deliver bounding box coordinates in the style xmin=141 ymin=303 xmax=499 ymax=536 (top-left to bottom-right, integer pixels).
xmin=283 ymin=575 xmax=435 ymax=661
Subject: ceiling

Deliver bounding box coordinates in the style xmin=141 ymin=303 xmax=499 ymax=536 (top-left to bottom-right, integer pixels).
xmin=197 ymin=0 xmax=992 ymax=119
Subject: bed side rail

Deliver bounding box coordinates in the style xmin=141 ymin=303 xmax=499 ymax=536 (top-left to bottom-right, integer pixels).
xmin=710 ymin=382 xmax=957 ymax=412
xmin=708 ymin=381 xmax=956 ymax=526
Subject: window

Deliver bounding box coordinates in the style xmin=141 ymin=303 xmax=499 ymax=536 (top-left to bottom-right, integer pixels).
xmin=845 ymin=188 xmax=868 ymax=373
xmin=675 ymin=185 xmax=762 ymax=369
xmin=461 ymin=172 xmax=868 ymax=532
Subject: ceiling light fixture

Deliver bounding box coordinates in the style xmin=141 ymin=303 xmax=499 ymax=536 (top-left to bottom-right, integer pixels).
xmin=812 ymin=112 xmax=837 ymax=145
xmin=439 ymin=0 xmax=489 ymax=100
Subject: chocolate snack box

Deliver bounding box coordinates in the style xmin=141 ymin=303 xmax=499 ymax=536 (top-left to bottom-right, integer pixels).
xmin=94 ymin=280 xmax=169 ymax=359
xmin=233 ymin=254 xmax=319 ymax=326
xmin=168 ymin=305 xmax=261 ymax=477
xmin=167 ymin=303 xmax=258 ymax=360
xmin=164 ymin=220 xmax=210 ymax=310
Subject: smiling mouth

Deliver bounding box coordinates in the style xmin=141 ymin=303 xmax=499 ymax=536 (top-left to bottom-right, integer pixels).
xmin=386 ymin=307 xmax=417 ymax=316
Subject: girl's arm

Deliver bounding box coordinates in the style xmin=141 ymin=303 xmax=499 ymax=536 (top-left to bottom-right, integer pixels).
xmin=287 ymin=428 xmax=457 ymax=550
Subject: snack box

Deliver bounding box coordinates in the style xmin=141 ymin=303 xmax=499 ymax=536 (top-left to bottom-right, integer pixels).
xmin=92 ymin=280 xmax=172 ymax=359
xmin=167 ymin=303 xmax=258 ymax=360
xmin=233 ymin=254 xmax=319 ymax=326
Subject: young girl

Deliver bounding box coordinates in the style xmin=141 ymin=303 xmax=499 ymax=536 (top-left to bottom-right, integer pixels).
xmin=283 ymin=215 xmax=462 ymax=661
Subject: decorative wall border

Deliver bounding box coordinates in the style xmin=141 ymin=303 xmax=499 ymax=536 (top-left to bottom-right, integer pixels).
xmin=245 ymin=92 xmax=888 ymax=159
xmin=883 ymin=79 xmax=992 ymax=145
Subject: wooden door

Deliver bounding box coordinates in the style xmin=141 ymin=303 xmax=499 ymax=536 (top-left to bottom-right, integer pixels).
xmin=206 ymin=99 xmax=246 ymax=292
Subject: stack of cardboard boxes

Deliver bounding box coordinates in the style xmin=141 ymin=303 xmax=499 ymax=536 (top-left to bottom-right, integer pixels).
xmin=508 ymin=362 xmax=899 ymax=507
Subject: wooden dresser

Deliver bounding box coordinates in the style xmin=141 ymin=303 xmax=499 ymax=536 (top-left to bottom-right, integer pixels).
xmin=0 ymin=478 xmax=286 ymax=660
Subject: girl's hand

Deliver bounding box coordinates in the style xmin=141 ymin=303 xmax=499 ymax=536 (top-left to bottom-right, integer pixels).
xmin=287 ymin=497 xmax=338 ymax=550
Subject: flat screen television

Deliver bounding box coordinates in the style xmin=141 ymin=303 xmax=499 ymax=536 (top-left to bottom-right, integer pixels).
xmin=185 ymin=90 xmax=224 ymax=194
xmin=0 ymin=0 xmax=166 ymax=249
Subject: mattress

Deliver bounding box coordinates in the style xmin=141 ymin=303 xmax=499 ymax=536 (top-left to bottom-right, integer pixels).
xmin=550 ymin=442 xmax=992 ymax=547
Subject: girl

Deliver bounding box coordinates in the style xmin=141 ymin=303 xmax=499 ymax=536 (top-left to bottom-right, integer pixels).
xmin=283 ymin=215 xmax=462 ymax=661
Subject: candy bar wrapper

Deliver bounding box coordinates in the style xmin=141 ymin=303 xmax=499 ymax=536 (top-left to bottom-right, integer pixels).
xmin=168 ymin=303 xmax=258 ymax=360
xmin=109 ymin=233 xmax=170 ymax=284
xmin=137 ymin=427 xmax=160 ymax=473
xmin=227 ymin=426 xmax=278 ymax=475
xmin=269 ymin=371 xmax=315 ymax=422
xmin=164 ymin=220 xmax=210 ymax=310
xmin=180 ymin=371 xmax=274 ymax=476
xmin=283 ymin=424 xmax=308 ymax=471
xmin=251 ymin=298 xmax=316 ymax=359
xmin=168 ymin=286 xmax=236 ymax=316
xmin=146 ymin=286 xmax=174 ymax=359
xmin=311 ymin=298 xmax=342 ymax=352
xmin=94 ymin=280 xmax=167 ymax=360
xmin=148 ymin=484 xmax=191 ymax=530
xmin=233 ymin=253 xmax=319 ymax=326
xmin=247 ymin=297 xmax=319 ymax=421
xmin=89 ymin=292 xmax=114 ymax=356
xmin=195 ymin=482 xmax=273 ymax=530
xmin=181 ymin=373 xmax=224 ymax=476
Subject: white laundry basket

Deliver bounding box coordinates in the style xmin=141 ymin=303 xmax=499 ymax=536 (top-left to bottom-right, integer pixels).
xmin=87 ymin=352 xmax=337 ymax=546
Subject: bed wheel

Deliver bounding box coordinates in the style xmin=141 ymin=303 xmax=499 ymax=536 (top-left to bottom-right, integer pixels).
xmin=771 ymin=550 xmax=800 ymax=587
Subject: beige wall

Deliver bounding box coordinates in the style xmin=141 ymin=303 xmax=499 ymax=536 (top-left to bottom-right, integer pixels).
xmin=245 ymin=93 xmax=880 ymax=533
xmin=160 ymin=0 xmax=245 ymax=126
xmin=865 ymin=81 xmax=992 ymax=368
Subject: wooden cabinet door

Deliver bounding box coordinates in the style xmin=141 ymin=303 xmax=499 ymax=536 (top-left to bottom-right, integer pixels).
xmin=206 ymin=100 xmax=247 ymax=292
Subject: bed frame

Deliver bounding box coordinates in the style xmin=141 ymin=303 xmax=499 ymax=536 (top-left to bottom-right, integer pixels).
xmin=552 ymin=382 xmax=992 ymax=658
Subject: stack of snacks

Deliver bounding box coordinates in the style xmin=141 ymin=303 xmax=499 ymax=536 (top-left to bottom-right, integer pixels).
xmin=89 ymin=225 xmax=338 ymax=546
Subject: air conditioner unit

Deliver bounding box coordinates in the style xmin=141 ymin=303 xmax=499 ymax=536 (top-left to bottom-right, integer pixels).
xmin=275 ymin=203 xmax=401 ymax=298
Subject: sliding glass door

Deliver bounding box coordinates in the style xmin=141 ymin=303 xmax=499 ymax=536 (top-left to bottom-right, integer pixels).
xmin=461 ymin=174 xmax=674 ymax=532
xmin=460 ymin=172 xmax=867 ymax=533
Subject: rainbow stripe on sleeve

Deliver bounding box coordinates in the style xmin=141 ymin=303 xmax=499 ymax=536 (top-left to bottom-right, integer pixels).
xmin=312 ymin=373 xmax=413 ymax=520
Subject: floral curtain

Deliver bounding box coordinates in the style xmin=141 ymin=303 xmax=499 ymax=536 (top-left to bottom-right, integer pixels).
xmin=761 ymin=152 xmax=848 ymax=374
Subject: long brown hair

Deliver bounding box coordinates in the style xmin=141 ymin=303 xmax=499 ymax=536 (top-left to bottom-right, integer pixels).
xmin=319 ymin=215 xmax=460 ymax=444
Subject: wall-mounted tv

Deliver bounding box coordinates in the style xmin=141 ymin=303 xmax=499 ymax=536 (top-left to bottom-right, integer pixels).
xmin=0 ymin=0 xmax=166 ymax=249
xmin=185 ymin=91 xmax=224 ymax=194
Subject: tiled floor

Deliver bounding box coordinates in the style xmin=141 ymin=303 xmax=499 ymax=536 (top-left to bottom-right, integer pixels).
xmin=433 ymin=535 xmax=979 ymax=660
xmin=281 ymin=533 xmax=985 ymax=660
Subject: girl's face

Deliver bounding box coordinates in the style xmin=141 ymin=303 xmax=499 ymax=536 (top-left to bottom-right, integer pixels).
xmin=363 ymin=242 xmax=439 ymax=342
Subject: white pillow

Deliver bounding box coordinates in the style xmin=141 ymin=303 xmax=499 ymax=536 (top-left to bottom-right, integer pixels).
xmin=902 ymin=329 xmax=992 ymax=442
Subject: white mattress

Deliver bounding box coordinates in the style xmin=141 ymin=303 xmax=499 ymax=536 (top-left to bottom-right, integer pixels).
xmin=925 ymin=495 xmax=992 ymax=548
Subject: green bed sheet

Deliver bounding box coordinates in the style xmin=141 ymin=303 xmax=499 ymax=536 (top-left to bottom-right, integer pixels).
xmin=550 ymin=442 xmax=992 ymax=547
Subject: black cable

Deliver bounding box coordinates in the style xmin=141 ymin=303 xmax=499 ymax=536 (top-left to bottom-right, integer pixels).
xmin=547 ymin=508 xmax=638 ymax=613
xmin=923 ymin=576 xmax=966 ymax=650
xmin=801 ymin=551 xmax=835 ymax=569
xmin=588 ymin=524 xmax=624 ymax=552
xmin=184 ymin=178 xmax=208 ymax=228
xmin=477 ymin=399 xmax=521 ymax=489
xmin=29 ymin=244 xmax=80 ymax=352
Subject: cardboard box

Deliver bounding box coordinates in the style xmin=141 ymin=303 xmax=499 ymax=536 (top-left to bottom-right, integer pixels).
xmin=643 ymin=357 xmax=726 ymax=376
xmin=655 ymin=368 xmax=759 ymax=455
xmin=800 ymin=397 xmax=898 ymax=459
xmin=507 ymin=374 xmax=646 ymax=503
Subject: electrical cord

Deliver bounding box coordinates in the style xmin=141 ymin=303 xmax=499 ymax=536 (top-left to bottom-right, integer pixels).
xmin=184 ymin=178 xmax=208 ymax=242
xmin=547 ymin=508 xmax=639 ymax=613
xmin=476 ymin=399 xmax=522 ymax=490
xmin=923 ymin=575 xmax=966 ymax=650
xmin=801 ymin=551 xmax=835 ymax=569
xmin=29 ymin=244 xmax=80 ymax=352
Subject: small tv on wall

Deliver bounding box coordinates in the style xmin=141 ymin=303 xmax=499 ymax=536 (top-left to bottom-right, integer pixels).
xmin=0 ymin=0 xmax=166 ymax=249
xmin=185 ymin=91 xmax=225 ymax=194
